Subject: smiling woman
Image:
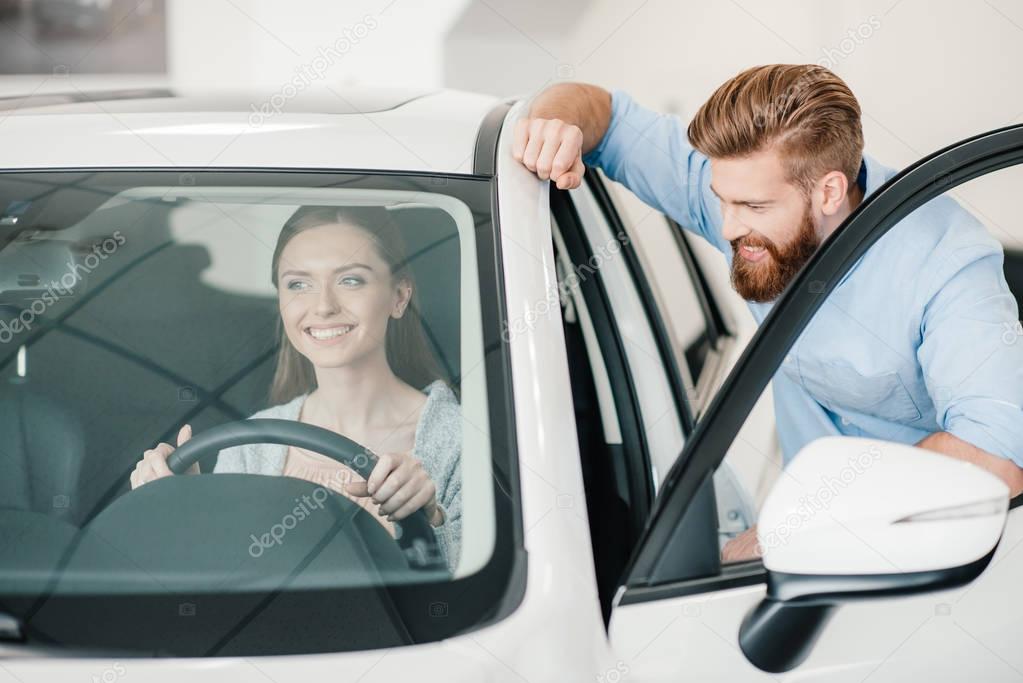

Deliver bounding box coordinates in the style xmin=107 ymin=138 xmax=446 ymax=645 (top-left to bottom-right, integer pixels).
xmin=0 ymin=170 xmax=510 ymax=655
xmin=212 ymin=205 xmax=462 ymax=570
xmin=126 ymin=199 xmax=470 ymax=571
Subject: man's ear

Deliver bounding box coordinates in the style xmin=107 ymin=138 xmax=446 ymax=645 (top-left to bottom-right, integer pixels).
xmin=817 ymin=170 xmax=850 ymax=217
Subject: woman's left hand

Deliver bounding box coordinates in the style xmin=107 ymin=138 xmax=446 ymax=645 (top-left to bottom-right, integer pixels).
xmin=345 ymin=451 xmax=443 ymax=525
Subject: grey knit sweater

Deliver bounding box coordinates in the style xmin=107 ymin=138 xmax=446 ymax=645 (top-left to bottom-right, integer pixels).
xmin=213 ymin=380 xmax=462 ymax=571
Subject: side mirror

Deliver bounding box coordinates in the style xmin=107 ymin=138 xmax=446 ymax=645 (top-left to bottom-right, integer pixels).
xmin=739 ymin=436 xmax=1009 ymax=673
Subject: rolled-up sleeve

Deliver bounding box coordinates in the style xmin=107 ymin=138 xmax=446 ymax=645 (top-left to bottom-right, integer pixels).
xmin=582 ymin=89 xmax=727 ymax=253
xmin=917 ymin=239 xmax=1023 ymax=466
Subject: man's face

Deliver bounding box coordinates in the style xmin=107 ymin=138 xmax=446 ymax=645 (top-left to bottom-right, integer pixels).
xmin=710 ymin=150 xmax=823 ymax=303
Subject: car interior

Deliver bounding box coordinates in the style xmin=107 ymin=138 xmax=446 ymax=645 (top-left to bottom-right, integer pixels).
xmin=0 ymin=177 xmax=497 ymax=592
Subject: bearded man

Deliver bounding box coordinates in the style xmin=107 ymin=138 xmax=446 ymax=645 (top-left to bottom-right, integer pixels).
xmin=513 ymin=64 xmax=1023 ymax=561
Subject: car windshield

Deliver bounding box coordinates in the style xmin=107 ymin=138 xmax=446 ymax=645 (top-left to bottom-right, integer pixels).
xmin=0 ymin=170 xmax=519 ymax=656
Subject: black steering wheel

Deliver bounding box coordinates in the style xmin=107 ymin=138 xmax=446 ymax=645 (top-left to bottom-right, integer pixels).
xmin=165 ymin=419 xmax=445 ymax=571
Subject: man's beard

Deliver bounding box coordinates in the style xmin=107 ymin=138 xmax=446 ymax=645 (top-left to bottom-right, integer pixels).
xmin=729 ymin=204 xmax=821 ymax=303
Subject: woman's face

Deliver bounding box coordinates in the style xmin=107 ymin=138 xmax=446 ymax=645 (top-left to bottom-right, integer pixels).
xmin=276 ymin=222 xmax=411 ymax=371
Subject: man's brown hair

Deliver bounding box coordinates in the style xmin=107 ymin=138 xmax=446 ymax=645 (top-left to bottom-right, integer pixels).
xmin=687 ymin=64 xmax=864 ymax=196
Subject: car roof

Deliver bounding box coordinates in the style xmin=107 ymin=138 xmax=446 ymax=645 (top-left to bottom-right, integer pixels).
xmin=0 ymin=86 xmax=503 ymax=174
xmin=0 ymin=87 xmax=429 ymax=115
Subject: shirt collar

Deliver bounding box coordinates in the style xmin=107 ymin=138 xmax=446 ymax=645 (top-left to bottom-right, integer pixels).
xmin=834 ymin=155 xmax=890 ymax=288
xmin=860 ymin=154 xmax=893 ymax=197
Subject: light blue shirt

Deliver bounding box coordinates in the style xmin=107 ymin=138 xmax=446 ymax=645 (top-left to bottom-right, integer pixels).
xmin=583 ymin=89 xmax=1023 ymax=467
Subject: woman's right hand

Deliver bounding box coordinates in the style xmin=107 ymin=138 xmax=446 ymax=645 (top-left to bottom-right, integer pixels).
xmin=130 ymin=424 xmax=198 ymax=489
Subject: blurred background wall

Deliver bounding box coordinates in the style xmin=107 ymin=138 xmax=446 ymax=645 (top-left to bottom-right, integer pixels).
xmin=0 ymin=0 xmax=1020 ymax=237
xmin=2 ymin=0 xmax=1021 ymax=168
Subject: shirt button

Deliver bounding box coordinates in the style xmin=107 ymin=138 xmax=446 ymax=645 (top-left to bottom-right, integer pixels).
xmin=841 ymin=417 xmax=851 ymax=426
xmin=785 ymin=354 xmax=793 ymax=365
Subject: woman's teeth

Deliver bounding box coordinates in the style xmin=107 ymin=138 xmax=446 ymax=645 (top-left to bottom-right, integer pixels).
xmin=307 ymin=325 xmax=354 ymax=340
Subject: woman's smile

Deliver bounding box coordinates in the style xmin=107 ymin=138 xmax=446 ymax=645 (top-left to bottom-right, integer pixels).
xmin=304 ymin=322 xmax=358 ymax=345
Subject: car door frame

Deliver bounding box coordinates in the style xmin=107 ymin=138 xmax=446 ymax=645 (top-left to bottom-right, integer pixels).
xmin=552 ymin=171 xmax=747 ymax=589
xmin=616 ymin=122 xmax=1023 ymax=603
xmin=584 ymin=170 xmax=764 ymax=542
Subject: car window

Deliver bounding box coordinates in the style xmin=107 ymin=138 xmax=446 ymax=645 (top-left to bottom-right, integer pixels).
xmin=592 ymin=173 xmax=767 ymax=556
xmin=550 ymin=213 xmax=637 ymax=620
xmin=0 ymin=170 xmax=519 ymax=655
xmin=553 ymin=174 xmax=770 ymax=610
xmin=602 ymin=180 xmax=726 ymax=407
xmin=564 ymin=179 xmax=685 ymax=490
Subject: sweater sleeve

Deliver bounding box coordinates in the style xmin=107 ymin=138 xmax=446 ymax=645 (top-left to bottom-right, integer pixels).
xmin=211 ymin=444 xmax=248 ymax=473
xmin=415 ymin=382 xmax=463 ymax=573
xmin=211 ymin=396 xmax=305 ymax=474
xmin=431 ymin=442 xmax=462 ymax=573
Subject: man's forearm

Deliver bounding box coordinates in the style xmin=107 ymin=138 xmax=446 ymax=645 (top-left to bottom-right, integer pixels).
xmin=915 ymin=431 xmax=1023 ymax=496
xmin=528 ymin=83 xmax=613 ymax=156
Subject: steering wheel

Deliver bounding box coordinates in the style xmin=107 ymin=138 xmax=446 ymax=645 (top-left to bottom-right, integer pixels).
xmin=165 ymin=418 xmax=445 ymax=570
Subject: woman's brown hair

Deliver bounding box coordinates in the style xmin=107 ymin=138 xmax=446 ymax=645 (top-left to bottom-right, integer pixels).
xmin=268 ymin=205 xmax=444 ymax=404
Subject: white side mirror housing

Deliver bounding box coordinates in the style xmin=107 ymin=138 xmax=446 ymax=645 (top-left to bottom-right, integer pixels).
xmin=740 ymin=436 xmax=1009 ymax=674
xmin=758 ymin=436 xmax=1008 ymax=575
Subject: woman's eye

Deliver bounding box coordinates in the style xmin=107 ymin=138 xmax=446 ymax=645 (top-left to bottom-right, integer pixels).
xmin=748 ymin=205 xmax=766 ymax=212
xmin=339 ymin=275 xmax=364 ymax=287
xmin=286 ymin=280 xmax=311 ymax=291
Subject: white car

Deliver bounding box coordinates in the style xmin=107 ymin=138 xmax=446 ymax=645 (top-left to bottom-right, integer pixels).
xmin=0 ymin=87 xmax=1020 ymax=682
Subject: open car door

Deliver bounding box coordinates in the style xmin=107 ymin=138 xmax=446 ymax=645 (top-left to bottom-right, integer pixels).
xmin=608 ymin=123 xmax=1023 ymax=681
